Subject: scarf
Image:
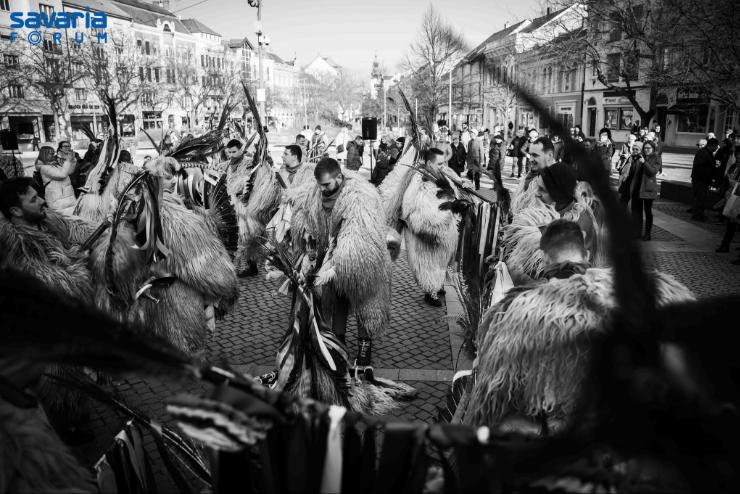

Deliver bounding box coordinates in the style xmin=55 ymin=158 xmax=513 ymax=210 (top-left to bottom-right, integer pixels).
xmin=542 ymin=261 xmax=590 ymax=280
xmin=286 ymin=164 xmax=302 ymax=183
xmin=321 ymin=179 xmax=346 ymax=213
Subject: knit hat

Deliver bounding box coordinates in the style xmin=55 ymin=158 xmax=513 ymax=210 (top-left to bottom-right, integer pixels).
xmin=540 ymin=162 xmax=577 ymax=209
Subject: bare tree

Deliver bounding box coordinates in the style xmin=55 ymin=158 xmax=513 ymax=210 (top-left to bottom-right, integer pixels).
xmin=547 ymin=0 xmax=740 ymax=126
xmin=77 ymin=30 xmax=161 ymax=129
xmin=404 ymin=4 xmax=468 ymax=124
xmin=170 ymin=58 xmax=235 ymax=128
xmin=4 ymin=34 xmax=84 ymax=140
xmin=655 ymin=0 xmax=740 ymax=112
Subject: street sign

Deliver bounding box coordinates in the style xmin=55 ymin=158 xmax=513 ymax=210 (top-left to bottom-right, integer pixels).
xmin=256 ymin=88 xmax=266 ymax=102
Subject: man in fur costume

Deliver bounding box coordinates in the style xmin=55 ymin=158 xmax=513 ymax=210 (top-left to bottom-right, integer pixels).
xmin=503 ymin=159 xmax=605 ymax=283
xmin=0 ymin=177 xmax=107 ymax=444
xmin=379 ymin=147 xmax=463 ymax=307
xmin=460 ymin=219 xmax=695 ymax=433
xmin=224 ymin=138 xmax=281 ymax=277
xmin=287 ymin=157 xmax=391 ymax=366
xmin=82 ymin=158 xmax=239 ymax=356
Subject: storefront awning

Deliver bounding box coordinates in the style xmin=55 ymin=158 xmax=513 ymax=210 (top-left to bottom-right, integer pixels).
xmin=0 ymin=99 xmax=53 ymax=115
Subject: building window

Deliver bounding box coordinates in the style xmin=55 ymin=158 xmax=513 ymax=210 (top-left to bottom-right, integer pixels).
xmin=604 ymin=108 xmax=619 ymax=129
xmin=145 ymin=41 xmax=150 ymax=55
xmin=4 ymin=54 xmax=19 ymax=67
xmin=725 ymin=109 xmax=736 ymax=132
xmin=8 ymin=84 xmax=24 ymax=98
xmin=137 ymin=39 xmax=142 ymax=52
xmin=75 ymin=88 xmax=86 ymax=100
xmin=619 ymin=108 xmax=634 ymax=130
xmin=608 ymin=12 xmax=622 ymax=42
xmin=146 ymin=67 xmax=152 ymax=82
xmin=623 ymin=51 xmax=639 ymax=81
xmin=154 ymin=68 xmax=160 ymax=82
xmin=142 ymin=111 xmax=162 ymax=129
xmin=606 ymin=53 xmax=621 ymax=82
xmin=201 ymin=54 xmax=205 ymax=67
xmin=0 ymin=0 xmax=10 ymax=11
xmin=676 ymin=104 xmax=709 ymax=133
xmin=39 ymin=3 xmax=54 ymax=16
xmin=138 ymin=66 xmax=144 ymax=80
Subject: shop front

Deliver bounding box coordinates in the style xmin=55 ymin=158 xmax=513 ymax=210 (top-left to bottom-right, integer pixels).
xmin=0 ymin=99 xmax=53 ymax=150
xmin=582 ymin=89 xmax=649 ymax=144
xmin=662 ymin=87 xmax=719 ymax=148
xmin=69 ymin=103 xmax=107 ymax=147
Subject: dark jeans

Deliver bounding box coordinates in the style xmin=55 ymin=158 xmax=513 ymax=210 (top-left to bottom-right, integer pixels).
xmin=323 ymin=288 xmax=370 ymax=342
xmin=721 ymin=221 xmax=737 ymax=248
xmin=466 ymin=170 xmax=481 ymax=189
xmin=631 ymin=196 xmax=654 ymax=236
xmin=692 ymin=180 xmax=710 ymax=218
xmin=512 ymin=157 xmax=523 ymax=176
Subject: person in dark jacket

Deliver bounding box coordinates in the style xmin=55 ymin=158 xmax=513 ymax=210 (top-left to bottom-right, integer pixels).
xmin=552 ymin=134 xmax=565 ymax=163
xmin=345 ymin=135 xmax=364 ymax=171
xmin=488 ymin=133 xmax=505 ymax=190
xmin=371 ymin=139 xmax=395 ymax=186
xmin=448 ymin=132 xmax=467 ymax=176
xmin=630 ymin=140 xmax=660 ymax=240
xmin=509 ymin=129 xmax=526 ymax=178
xmin=466 ymin=131 xmax=484 ymax=190
xmin=690 ymin=138 xmax=719 ymax=221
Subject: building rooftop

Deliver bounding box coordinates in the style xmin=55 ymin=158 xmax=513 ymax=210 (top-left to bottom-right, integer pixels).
xmin=111 ymin=0 xmax=190 ymax=32
xmin=520 ymin=6 xmax=569 ymax=33
xmin=225 ymin=37 xmax=255 ymax=50
xmin=62 ymin=0 xmax=132 ymax=20
xmin=181 ymin=18 xmax=221 ymax=37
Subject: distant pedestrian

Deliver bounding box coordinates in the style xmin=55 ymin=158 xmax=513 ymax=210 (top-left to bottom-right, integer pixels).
xmin=690 ymin=138 xmax=719 ymax=221
xmin=31 ymin=135 xmax=40 ymax=151
xmin=521 ymin=128 xmax=539 ymax=174
xmin=448 ymin=132 xmax=466 ymax=176
xmin=596 ymin=128 xmax=615 ymax=173
xmin=509 ymin=128 xmax=526 ymax=178
xmin=345 ymin=135 xmax=364 ymax=171
xmin=487 ymin=133 xmax=505 ymax=190
xmin=482 ymin=129 xmax=490 ymax=168
xmin=552 ymin=134 xmax=565 ymax=163
xmin=466 ymin=131 xmax=484 ymax=190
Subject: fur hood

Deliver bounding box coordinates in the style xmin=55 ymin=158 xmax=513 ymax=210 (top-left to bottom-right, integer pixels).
xmin=74 ymin=161 xmax=140 ymax=223
xmin=463 ymin=267 xmax=695 ymax=428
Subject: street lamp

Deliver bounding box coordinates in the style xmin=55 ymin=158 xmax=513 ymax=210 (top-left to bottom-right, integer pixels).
xmin=249 ymin=0 xmax=267 ymax=123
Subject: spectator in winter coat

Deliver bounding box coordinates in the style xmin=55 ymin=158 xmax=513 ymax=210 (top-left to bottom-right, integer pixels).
xmin=690 ymin=138 xmax=719 ymax=221
xmin=509 ymin=129 xmax=526 ymax=178
xmin=345 ymin=135 xmax=364 ymax=171
xmin=482 ymin=129 xmax=491 ymax=167
xmin=521 ymin=128 xmax=539 ymax=174
xmin=448 ymin=133 xmax=467 ymax=176
xmin=35 ymin=147 xmax=76 ymax=215
xmin=629 ymin=140 xmax=660 ymax=240
xmin=466 ymin=131 xmax=484 ymax=190
xmin=596 ymin=128 xmax=615 ymax=173
xmin=617 ymin=134 xmax=638 ymax=173
xmin=552 ymin=134 xmax=565 ymax=163
xmin=488 ymin=133 xmax=505 ymax=190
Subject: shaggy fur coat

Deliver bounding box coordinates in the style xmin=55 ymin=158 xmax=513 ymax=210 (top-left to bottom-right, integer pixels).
xmin=288 ymin=172 xmax=391 ymax=338
xmin=226 ymin=157 xmax=282 ymax=264
xmin=88 ymin=192 xmax=239 ymax=355
xmin=461 ymin=267 xmax=695 ymax=429
xmin=502 ymin=198 xmax=605 ymax=282
xmin=378 ymin=163 xmax=460 ymax=294
xmin=0 ymin=211 xmax=94 ymax=300
xmin=0 ymin=399 xmax=94 ymax=493
xmin=74 ymin=161 xmax=140 ymax=224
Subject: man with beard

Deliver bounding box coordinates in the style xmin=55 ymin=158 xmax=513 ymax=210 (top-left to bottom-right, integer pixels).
xmin=287 ymin=157 xmax=391 ymax=367
xmin=225 ymin=138 xmax=281 ymax=277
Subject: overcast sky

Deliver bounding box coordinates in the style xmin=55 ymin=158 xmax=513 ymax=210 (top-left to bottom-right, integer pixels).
xmin=172 ymin=0 xmax=544 ymax=76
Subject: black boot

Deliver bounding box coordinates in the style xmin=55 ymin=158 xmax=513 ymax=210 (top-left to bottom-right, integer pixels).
xmin=424 ymin=292 xmax=442 ymax=307
xmin=238 ymin=261 xmax=259 ymax=278
xmin=356 ymin=338 xmax=372 ymax=367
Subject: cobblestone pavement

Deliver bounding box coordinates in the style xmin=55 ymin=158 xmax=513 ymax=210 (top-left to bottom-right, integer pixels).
xmin=68 ymin=168 xmax=739 ymax=491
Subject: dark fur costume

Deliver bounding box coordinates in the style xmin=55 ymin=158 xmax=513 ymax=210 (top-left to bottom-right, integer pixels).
xmin=88 ymin=192 xmax=239 ymax=355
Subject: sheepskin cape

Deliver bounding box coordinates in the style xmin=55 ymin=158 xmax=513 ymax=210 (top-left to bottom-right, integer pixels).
xmin=502 ymin=198 xmax=605 ymax=281
xmin=0 ymin=212 xmax=94 ymax=301
xmin=74 ymin=161 xmax=140 ymax=223
xmin=0 ymin=400 xmax=94 ymax=493
xmin=88 ymin=192 xmax=239 ymax=354
xmin=378 ymin=163 xmax=459 ymax=293
xmin=226 ymin=157 xmax=282 ymax=263
xmin=461 ymin=267 xmax=695 ymax=429
xmin=288 ymin=172 xmax=391 ymax=338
